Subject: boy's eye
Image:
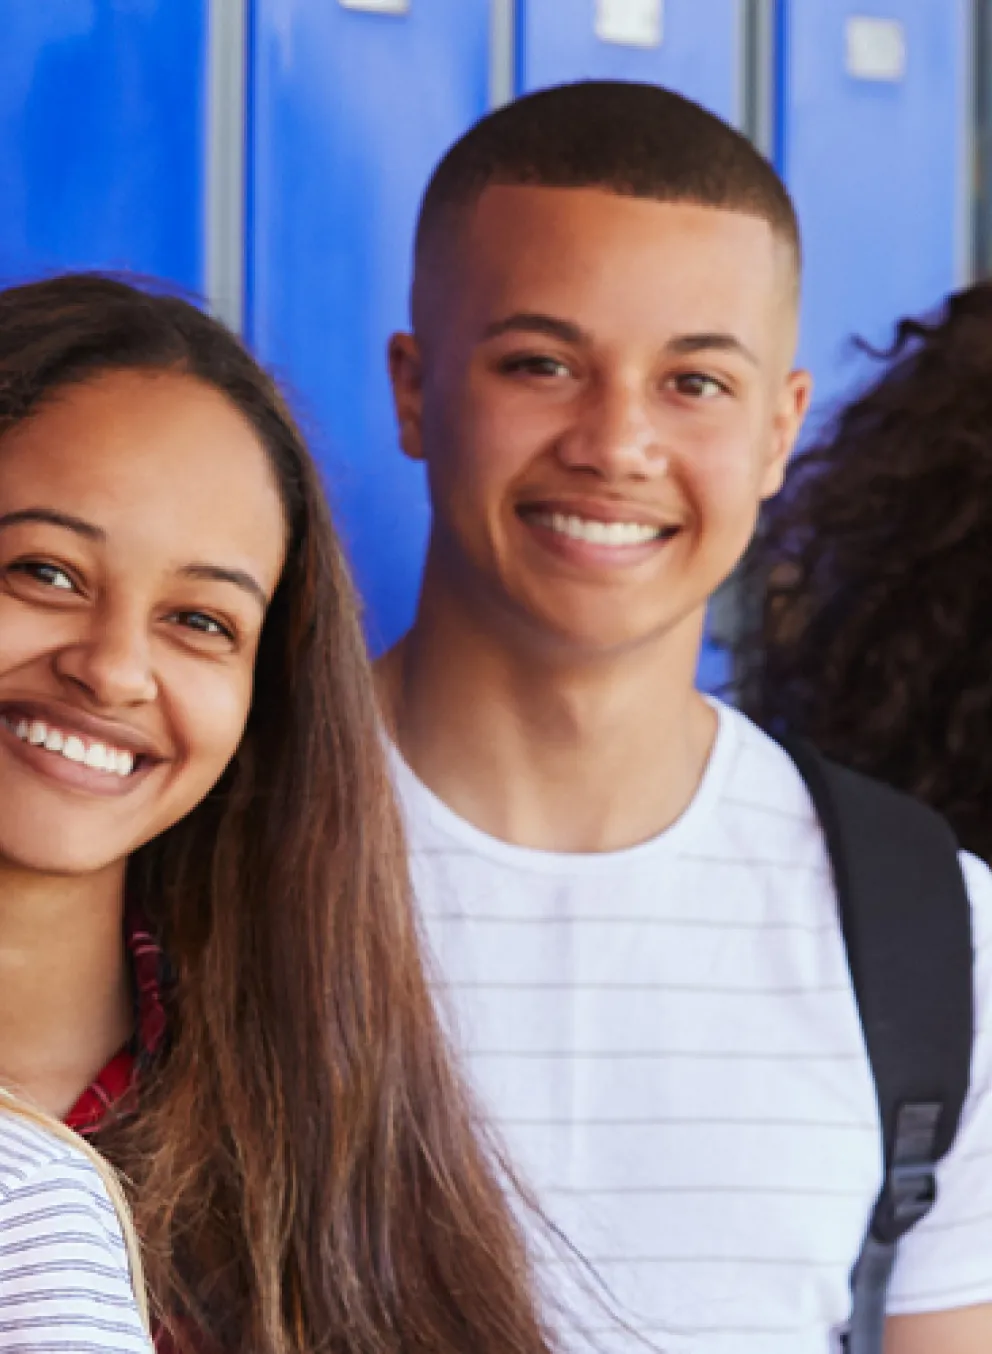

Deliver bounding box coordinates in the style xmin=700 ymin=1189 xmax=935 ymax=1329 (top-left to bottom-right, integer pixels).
xmin=499 ymin=354 xmax=573 ymax=379
xmin=672 ymin=373 xmax=726 ymax=400
xmin=10 ymin=560 xmax=76 ymax=591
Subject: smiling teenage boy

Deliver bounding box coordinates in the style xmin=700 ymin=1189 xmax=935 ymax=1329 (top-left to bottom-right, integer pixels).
xmin=376 ymin=83 xmax=992 ymax=1353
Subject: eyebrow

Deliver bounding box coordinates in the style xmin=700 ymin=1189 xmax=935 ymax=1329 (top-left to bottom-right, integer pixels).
xmin=665 ymin=332 xmax=760 ymax=367
xmin=0 ymin=507 xmax=269 ymax=609
xmin=0 ymin=507 xmax=104 ymax=539
xmin=179 ymin=564 xmax=269 ymax=610
xmin=482 ymin=313 xmax=588 ymax=345
xmin=481 ymin=315 xmax=759 ymax=366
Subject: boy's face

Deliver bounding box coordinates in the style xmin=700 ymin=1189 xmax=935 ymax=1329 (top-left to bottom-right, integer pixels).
xmin=391 ymin=185 xmax=811 ymax=656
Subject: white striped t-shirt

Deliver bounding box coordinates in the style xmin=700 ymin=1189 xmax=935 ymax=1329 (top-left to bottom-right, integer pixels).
xmin=392 ymin=700 xmax=992 ymax=1354
xmin=0 ymin=1113 xmax=151 ymax=1352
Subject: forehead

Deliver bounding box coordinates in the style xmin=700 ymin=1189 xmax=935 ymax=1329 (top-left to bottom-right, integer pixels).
xmin=440 ymin=185 xmax=794 ymax=350
xmin=0 ymin=370 xmax=287 ymax=587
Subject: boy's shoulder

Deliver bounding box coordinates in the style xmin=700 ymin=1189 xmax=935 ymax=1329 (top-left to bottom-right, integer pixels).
xmin=958 ymin=849 xmax=992 ymax=948
xmin=718 ymin=700 xmax=992 ymax=938
xmin=706 ymin=699 xmax=824 ymax=838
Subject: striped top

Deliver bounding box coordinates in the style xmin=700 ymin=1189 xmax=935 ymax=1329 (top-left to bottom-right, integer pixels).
xmin=393 ymin=699 xmax=992 ymax=1353
xmin=0 ymin=1113 xmax=151 ymax=1352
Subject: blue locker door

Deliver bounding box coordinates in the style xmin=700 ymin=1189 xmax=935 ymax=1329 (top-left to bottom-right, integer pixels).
xmin=519 ymin=0 xmax=744 ymax=124
xmin=780 ymin=0 xmax=971 ymax=412
xmin=0 ymin=1 xmax=208 ymax=291
xmin=247 ymin=0 xmax=490 ymax=654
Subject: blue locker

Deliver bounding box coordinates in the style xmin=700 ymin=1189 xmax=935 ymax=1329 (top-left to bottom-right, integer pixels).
xmin=519 ymin=0 xmax=744 ymax=124
xmin=0 ymin=1 xmax=208 ymax=292
xmin=247 ymin=0 xmax=490 ymax=654
xmin=779 ymin=0 xmax=971 ymax=414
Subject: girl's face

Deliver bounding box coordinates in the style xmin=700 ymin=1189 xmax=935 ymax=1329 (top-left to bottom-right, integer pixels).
xmin=0 ymin=368 xmax=288 ymax=878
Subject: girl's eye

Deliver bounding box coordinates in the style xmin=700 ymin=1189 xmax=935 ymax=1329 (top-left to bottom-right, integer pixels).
xmin=672 ymin=373 xmax=727 ymax=400
xmin=499 ymin=354 xmax=573 ymax=380
xmin=172 ymin=611 xmax=234 ymax=641
xmin=10 ymin=560 xmax=76 ymax=592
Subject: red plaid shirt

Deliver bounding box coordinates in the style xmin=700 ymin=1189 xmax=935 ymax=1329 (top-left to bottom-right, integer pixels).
xmin=65 ymin=910 xmax=168 ymax=1136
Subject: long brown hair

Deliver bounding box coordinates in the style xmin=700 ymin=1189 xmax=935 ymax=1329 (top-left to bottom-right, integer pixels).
xmin=0 ymin=274 xmax=555 ymax=1353
xmin=739 ymin=282 xmax=992 ymax=864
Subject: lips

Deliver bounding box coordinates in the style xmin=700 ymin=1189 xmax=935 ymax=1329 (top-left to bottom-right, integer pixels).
xmin=517 ymin=501 xmax=682 ymax=552
xmin=0 ymin=712 xmax=138 ymax=778
xmin=0 ymin=699 xmax=165 ymax=788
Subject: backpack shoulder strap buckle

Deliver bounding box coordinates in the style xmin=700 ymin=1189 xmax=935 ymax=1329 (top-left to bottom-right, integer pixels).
xmin=873 ymin=1101 xmax=941 ymax=1239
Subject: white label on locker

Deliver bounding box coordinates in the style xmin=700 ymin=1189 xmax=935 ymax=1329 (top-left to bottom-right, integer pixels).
xmin=338 ymin=0 xmax=410 ymax=15
xmin=845 ymin=17 xmax=906 ymax=82
xmin=595 ymin=0 xmax=663 ymax=50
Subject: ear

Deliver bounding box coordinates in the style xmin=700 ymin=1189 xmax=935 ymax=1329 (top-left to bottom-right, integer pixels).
xmin=388 ymin=332 xmax=425 ymax=463
xmin=760 ymin=367 xmax=813 ymax=499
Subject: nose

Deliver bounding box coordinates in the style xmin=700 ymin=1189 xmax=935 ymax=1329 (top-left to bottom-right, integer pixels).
xmin=53 ymin=605 xmax=158 ymax=709
xmin=555 ymin=375 xmax=668 ymax=480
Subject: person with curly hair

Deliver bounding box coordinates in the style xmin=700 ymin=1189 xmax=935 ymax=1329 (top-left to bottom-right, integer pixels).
xmin=740 ymin=282 xmax=992 ymax=867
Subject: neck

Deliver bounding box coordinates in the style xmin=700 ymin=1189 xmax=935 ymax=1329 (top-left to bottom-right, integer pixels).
xmin=0 ymin=859 xmax=130 ymax=1117
xmin=378 ymin=572 xmax=718 ymax=853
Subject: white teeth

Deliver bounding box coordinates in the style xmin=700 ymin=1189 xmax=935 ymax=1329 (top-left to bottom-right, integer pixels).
xmin=542 ymin=512 xmax=662 ymax=546
xmin=84 ymin=743 xmax=107 ymax=770
xmin=3 ymin=714 xmax=138 ymax=777
xmin=62 ymin=735 xmax=86 ymax=763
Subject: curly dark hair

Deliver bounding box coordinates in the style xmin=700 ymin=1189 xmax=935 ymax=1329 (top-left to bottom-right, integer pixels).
xmin=739 ymin=282 xmax=992 ymax=865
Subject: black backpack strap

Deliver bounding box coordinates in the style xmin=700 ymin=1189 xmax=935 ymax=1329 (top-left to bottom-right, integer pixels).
xmin=778 ymin=735 xmax=974 ymax=1354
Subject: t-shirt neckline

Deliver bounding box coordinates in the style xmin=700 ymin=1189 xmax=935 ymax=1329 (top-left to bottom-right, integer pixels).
xmin=388 ymin=696 xmax=741 ymax=875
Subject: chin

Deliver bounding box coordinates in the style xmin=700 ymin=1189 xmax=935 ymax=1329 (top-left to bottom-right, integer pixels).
xmin=0 ymin=843 xmax=127 ymax=878
xmin=0 ymin=819 xmax=136 ymax=879
xmin=517 ymin=594 xmax=691 ymax=658
xmin=526 ymin=614 xmax=665 ymax=660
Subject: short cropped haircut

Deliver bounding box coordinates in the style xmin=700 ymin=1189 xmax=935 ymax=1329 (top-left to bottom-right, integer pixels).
xmin=415 ymin=80 xmax=801 ymax=276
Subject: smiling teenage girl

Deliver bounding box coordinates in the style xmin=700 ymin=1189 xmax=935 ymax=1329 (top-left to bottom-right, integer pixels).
xmin=0 ymin=275 xmax=555 ymax=1354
